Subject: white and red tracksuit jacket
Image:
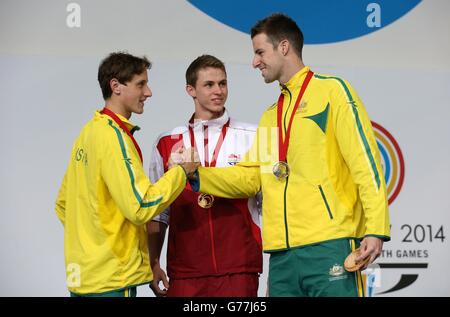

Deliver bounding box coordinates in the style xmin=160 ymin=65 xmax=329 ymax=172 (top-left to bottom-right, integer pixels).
xmin=149 ymin=110 xmax=262 ymax=279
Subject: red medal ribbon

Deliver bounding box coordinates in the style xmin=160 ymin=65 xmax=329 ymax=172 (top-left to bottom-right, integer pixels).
xmin=277 ymin=70 xmax=314 ymax=162
xmin=189 ymin=117 xmax=230 ymax=167
xmin=100 ymin=107 xmax=143 ymax=164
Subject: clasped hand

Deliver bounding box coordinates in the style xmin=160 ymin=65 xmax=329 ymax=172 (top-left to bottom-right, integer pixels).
xmin=168 ymin=147 xmax=200 ymax=178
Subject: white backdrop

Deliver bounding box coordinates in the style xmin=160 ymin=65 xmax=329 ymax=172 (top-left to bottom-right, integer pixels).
xmin=1 ymin=0 xmax=449 ymax=296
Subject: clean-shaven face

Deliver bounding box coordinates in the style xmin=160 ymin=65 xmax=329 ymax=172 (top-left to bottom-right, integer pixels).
xmin=189 ymin=67 xmax=228 ymax=117
xmin=252 ymin=33 xmax=284 ymax=83
xmin=120 ymin=70 xmax=152 ymax=115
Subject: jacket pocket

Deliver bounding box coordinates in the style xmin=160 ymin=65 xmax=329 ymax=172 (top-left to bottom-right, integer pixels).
xmin=318 ymin=185 xmax=333 ymax=219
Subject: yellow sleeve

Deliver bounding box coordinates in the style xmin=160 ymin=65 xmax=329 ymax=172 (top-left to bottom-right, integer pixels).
xmin=194 ymin=125 xmax=262 ymax=198
xmin=332 ymin=79 xmax=390 ymax=240
xmin=55 ymin=170 xmax=68 ymax=226
xmin=102 ymin=123 xmax=187 ymax=226
xmin=197 ymin=165 xmax=261 ymax=199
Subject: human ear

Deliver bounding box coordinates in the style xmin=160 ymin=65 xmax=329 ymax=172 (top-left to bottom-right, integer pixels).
xmin=110 ymin=78 xmax=121 ymax=95
xmin=279 ymin=40 xmax=289 ymax=56
xmin=186 ymin=85 xmax=196 ymax=98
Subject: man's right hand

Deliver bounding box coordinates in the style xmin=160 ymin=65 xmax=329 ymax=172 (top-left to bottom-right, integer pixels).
xmin=149 ymin=263 xmax=170 ymax=297
xmin=168 ymin=147 xmax=200 ymax=178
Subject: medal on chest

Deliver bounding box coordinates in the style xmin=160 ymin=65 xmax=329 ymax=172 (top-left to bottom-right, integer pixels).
xmin=188 ymin=117 xmax=230 ymax=208
xmin=274 ymin=70 xmax=313 ymax=180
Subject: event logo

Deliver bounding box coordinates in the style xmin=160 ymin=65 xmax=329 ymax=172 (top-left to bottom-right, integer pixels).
xmin=376 ymin=263 xmax=428 ymax=295
xmin=187 ymin=0 xmax=421 ymax=44
xmin=227 ymin=153 xmax=241 ymax=166
xmin=372 ymin=121 xmax=405 ymax=205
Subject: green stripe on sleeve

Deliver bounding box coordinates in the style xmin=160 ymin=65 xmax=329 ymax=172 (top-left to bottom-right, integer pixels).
xmin=108 ymin=120 xmax=163 ymax=207
xmin=314 ymin=75 xmax=381 ymax=189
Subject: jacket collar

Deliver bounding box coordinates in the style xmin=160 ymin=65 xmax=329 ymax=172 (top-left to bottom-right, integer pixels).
xmin=97 ymin=110 xmax=140 ymax=134
xmin=279 ymin=66 xmax=311 ymax=93
xmin=188 ymin=109 xmax=230 ymax=129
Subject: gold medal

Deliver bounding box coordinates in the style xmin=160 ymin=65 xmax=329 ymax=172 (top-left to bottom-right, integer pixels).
xmin=275 ymin=71 xmax=314 ymax=181
xmin=198 ymin=193 xmax=214 ymax=208
xmin=273 ymin=161 xmax=290 ymax=179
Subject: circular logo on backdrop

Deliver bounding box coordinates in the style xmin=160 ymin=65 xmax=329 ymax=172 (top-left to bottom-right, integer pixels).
xmin=371 ymin=121 xmax=405 ymax=205
xmin=187 ymin=0 xmax=421 ymax=44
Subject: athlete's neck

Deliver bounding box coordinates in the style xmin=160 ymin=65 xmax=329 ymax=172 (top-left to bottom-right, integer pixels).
xmin=193 ymin=108 xmax=224 ymax=121
xmin=279 ymin=60 xmax=306 ymax=85
xmin=104 ymin=101 xmax=131 ymax=120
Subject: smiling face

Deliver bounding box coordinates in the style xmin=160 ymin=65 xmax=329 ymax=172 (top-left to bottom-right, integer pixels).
xmin=114 ymin=70 xmax=152 ymax=118
xmin=252 ymin=33 xmax=285 ymax=83
xmin=187 ymin=67 xmax=227 ymax=120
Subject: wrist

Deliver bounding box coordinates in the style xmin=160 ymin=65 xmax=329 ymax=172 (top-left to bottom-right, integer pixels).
xmin=150 ymin=258 xmax=160 ymax=268
xmin=179 ymin=164 xmax=198 ymax=180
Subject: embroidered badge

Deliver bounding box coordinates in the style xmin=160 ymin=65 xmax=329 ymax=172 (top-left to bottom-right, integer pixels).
xmin=329 ymin=264 xmax=345 ymax=277
xmin=328 ymin=264 xmax=348 ymax=282
xmin=227 ymin=153 xmax=241 ymax=166
xmin=297 ymin=100 xmax=308 ymax=113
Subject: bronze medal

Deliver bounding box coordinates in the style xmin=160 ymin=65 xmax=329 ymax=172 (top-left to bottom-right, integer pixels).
xmin=188 ymin=116 xmax=229 ymax=209
xmin=344 ymin=247 xmax=370 ymax=272
xmin=198 ymin=193 xmax=214 ymax=208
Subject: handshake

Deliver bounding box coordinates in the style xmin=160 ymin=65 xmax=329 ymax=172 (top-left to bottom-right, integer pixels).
xmin=168 ymin=147 xmax=201 ymax=179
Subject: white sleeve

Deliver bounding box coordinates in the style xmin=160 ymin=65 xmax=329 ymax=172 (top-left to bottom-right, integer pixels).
xmin=148 ymin=139 xmax=170 ymax=225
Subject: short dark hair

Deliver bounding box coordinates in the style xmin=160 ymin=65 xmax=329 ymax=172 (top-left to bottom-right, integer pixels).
xmin=185 ymin=55 xmax=226 ymax=86
xmin=251 ymin=13 xmax=304 ymax=59
xmin=98 ymin=52 xmax=151 ymax=100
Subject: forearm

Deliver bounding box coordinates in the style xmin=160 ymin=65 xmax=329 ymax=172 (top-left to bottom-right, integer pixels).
xmin=147 ymin=220 xmax=167 ymax=267
xmin=132 ymin=165 xmax=186 ymax=225
xmin=196 ymin=165 xmax=261 ymax=198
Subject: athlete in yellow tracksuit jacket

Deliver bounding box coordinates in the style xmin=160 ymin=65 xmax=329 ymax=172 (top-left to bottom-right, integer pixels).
xmin=55 ymin=110 xmax=187 ymax=295
xmin=192 ymin=66 xmax=390 ymax=296
xmin=190 ymin=13 xmax=390 ymax=297
xmin=196 ymin=66 xmax=390 ymax=250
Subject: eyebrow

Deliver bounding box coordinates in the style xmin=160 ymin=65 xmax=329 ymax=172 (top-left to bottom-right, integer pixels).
xmin=202 ymin=79 xmax=227 ymax=85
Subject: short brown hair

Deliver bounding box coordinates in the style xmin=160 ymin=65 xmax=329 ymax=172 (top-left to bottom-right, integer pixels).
xmin=251 ymin=13 xmax=304 ymax=59
xmin=98 ymin=52 xmax=151 ymax=100
xmin=185 ymin=55 xmax=226 ymax=87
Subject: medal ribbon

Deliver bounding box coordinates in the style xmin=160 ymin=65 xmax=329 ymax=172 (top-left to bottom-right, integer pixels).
xmin=277 ymin=70 xmax=314 ymax=162
xmin=189 ymin=117 xmax=230 ymax=167
xmin=100 ymin=107 xmax=143 ymax=164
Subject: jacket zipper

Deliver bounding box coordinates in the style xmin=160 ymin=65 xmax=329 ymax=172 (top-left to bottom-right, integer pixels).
xmin=207 ymin=209 xmax=218 ymax=273
xmin=203 ymin=124 xmax=218 ymax=273
xmin=283 ymin=177 xmax=290 ymax=248
xmin=283 ymin=87 xmax=293 ymax=132
xmin=318 ymin=185 xmax=333 ymax=219
xmin=282 ymin=86 xmax=292 ymax=248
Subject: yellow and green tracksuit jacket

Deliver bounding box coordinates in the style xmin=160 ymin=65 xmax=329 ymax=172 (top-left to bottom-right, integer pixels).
xmin=55 ymin=110 xmax=187 ymax=294
xmin=196 ymin=67 xmax=390 ymax=252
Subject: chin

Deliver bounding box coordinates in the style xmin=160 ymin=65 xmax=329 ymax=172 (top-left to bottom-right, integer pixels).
xmin=213 ymin=106 xmax=225 ymax=114
xmin=264 ymin=77 xmax=275 ymax=84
